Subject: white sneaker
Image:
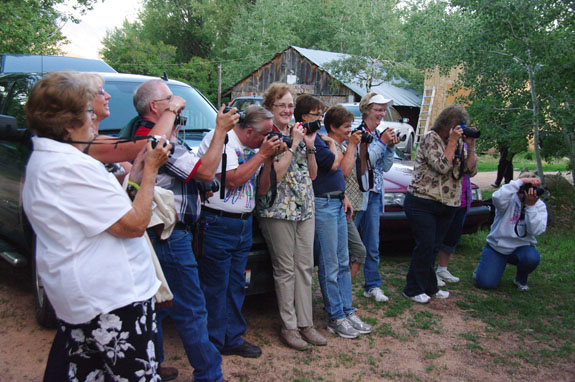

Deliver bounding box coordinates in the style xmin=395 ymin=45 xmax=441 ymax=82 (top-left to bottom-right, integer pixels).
xmin=437 ymin=269 xmax=460 ymax=283
xmin=402 ymin=292 xmax=430 ymax=304
xmin=436 ymin=275 xmax=446 ymax=287
xmin=432 ymin=290 xmax=450 ymax=299
xmin=513 ymin=279 xmax=530 ymax=291
xmin=363 ymin=287 xmax=389 ymax=302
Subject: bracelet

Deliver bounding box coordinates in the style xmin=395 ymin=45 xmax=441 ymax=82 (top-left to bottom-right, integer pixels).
xmin=306 ymin=147 xmax=317 ymax=155
xmin=287 ymin=147 xmax=295 ymax=155
xmin=128 ymin=181 xmax=140 ymax=190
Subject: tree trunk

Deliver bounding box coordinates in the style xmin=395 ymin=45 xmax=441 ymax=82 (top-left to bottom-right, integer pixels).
xmin=527 ymin=63 xmax=546 ymax=187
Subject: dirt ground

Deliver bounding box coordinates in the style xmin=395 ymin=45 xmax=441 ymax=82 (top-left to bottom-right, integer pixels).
xmin=1 ymin=171 xmax=573 ymax=382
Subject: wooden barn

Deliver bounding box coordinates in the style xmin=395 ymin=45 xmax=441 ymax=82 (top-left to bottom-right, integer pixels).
xmin=223 ymin=46 xmax=422 ymax=126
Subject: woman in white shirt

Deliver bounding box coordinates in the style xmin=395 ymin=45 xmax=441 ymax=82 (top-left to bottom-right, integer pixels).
xmin=23 ymin=71 xmax=171 ymax=382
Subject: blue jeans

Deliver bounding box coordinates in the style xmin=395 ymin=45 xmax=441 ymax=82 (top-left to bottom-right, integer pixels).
xmin=474 ymin=244 xmax=540 ymax=289
xmin=403 ymin=193 xmax=457 ymax=297
xmin=148 ymin=228 xmax=223 ymax=382
xmin=314 ymin=196 xmax=354 ymax=320
xmin=355 ymin=191 xmax=383 ymax=292
xmin=440 ymin=207 xmax=468 ymax=254
xmin=198 ymin=212 xmax=252 ymax=351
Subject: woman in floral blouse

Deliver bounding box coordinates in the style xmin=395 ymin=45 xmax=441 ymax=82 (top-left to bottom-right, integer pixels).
xmin=402 ymin=104 xmax=477 ymax=304
xmin=257 ymin=83 xmax=326 ymax=350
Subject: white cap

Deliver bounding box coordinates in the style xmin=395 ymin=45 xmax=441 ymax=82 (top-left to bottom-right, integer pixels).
xmin=368 ymin=94 xmax=393 ymax=107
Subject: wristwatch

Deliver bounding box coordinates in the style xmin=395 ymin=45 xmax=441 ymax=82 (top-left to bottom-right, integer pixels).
xmin=306 ymin=147 xmax=317 ymax=155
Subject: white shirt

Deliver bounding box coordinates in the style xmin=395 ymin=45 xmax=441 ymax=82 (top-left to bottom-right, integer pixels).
xmin=198 ymin=130 xmax=261 ymax=213
xmin=22 ymin=137 xmax=160 ymax=325
xmin=486 ymin=179 xmax=548 ymax=254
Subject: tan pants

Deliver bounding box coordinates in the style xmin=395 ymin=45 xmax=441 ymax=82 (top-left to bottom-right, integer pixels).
xmin=259 ymin=216 xmax=315 ymax=330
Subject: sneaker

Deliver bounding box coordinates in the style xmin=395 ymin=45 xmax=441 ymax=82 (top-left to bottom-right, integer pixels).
xmin=220 ymin=341 xmax=262 ymax=358
xmin=402 ymin=292 xmax=431 ymax=304
xmin=346 ymin=313 xmax=372 ymax=334
xmin=436 ymin=275 xmax=446 ymax=287
xmin=513 ymin=279 xmax=530 ymax=291
xmin=363 ymin=287 xmax=389 ymax=302
xmin=300 ymin=326 xmax=327 ymax=346
xmin=432 ymin=290 xmax=450 ymax=299
xmin=327 ymin=318 xmax=360 ymax=339
xmin=157 ymin=366 xmax=179 ymax=381
xmin=437 ymin=269 xmax=460 ymax=283
xmin=280 ymin=328 xmax=309 ymax=351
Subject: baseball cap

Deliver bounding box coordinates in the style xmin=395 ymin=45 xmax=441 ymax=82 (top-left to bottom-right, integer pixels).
xmin=368 ymin=94 xmax=393 ymax=107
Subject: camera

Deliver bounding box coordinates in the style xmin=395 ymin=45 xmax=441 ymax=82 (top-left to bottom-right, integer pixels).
xmin=149 ymin=135 xmax=175 ymax=155
xmin=352 ymin=122 xmax=374 ymax=144
xmin=518 ymin=183 xmax=544 ymax=197
xmin=197 ymin=180 xmax=219 ymax=194
xmin=223 ymin=106 xmax=246 ymax=124
xmin=174 ymin=114 xmax=187 ymax=126
xmin=267 ymin=130 xmax=293 ymax=149
xmin=382 ymin=127 xmax=407 ymax=142
xmin=301 ymin=120 xmax=322 ymax=135
xmin=460 ymin=120 xmax=480 ymax=139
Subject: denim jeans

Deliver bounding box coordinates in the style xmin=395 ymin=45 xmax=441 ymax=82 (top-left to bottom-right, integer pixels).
xmin=198 ymin=212 xmax=252 ymax=351
xmin=355 ymin=191 xmax=383 ymax=292
xmin=440 ymin=207 xmax=468 ymax=254
xmin=474 ymin=244 xmax=540 ymax=289
xmin=148 ymin=228 xmax=223 ymax=382
xmin=314 ymin=196 xmax=354 ymax=320
xmin=402 ymin=193 xmax=457 ymax=297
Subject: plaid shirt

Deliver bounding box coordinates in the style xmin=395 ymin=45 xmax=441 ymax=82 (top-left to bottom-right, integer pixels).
xmin=155 ymin=141 xmax=202 ymax=224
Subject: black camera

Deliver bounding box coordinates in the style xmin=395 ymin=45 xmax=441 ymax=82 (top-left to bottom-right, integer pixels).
xmin=267 ymin=130 xmax=293 ymax=149
xmin=382 ymin=127 xmax=407 ymax=142
xmin=301 ymin=120 xmax=322 ymax=135
xmin=461 ymin=120 xmax=480 ymax=139
xmin=352 ymin=122 xmax=374 ymax=144
xmin=518 ymin=183 xmax=544 ymax=197
xmin=149 ymin=135 xmax=175 ymax=155
xmin=197 ymin=180 xmax=219 ymax=194
xmin=223 ymin=106 xmax=246 ymax=124
xmin=174 ymin=114 xmax=187 ymax=126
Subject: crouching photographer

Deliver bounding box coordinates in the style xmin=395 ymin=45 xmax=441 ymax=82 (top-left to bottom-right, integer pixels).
xmin=473 ymin=170 xmax=547 ymax=291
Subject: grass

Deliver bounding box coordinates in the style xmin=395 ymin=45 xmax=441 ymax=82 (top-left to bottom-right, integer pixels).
xmin=475 ymin=152 xmax=570 ymax=173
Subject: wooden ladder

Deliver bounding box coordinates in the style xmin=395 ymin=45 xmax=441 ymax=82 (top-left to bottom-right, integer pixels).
xmin=416 ymin=87 xmax=435 ymax=145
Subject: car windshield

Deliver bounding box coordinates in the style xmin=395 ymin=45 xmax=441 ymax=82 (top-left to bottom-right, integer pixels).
xmin=99 ymin=81 xmax=217 ymax=136
xmin=344 ymin=104 xmax=361 ymax=118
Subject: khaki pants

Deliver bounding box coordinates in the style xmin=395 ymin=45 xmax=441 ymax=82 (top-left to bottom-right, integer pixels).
xmin=259 ymin=216 xmax=315 ymax=330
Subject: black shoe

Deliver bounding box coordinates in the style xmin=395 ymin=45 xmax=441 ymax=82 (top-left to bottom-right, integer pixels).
xmin=157 ymin=365 xmax=179 ymax=381
xmin=220 ymin=341 xmax=262 ymax=358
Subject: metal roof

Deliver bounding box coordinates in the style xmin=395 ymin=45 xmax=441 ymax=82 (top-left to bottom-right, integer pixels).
xmin=291 ymin=46 xmax=421 ymax=107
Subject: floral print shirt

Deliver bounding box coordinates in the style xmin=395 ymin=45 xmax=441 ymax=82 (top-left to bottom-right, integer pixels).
xmin=256 ymin=136 xmax=315 ymax=221
xmin=408 ymin=130 xmax=476 ymax=207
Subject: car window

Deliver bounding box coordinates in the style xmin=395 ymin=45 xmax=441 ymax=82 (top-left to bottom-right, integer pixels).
xmin=389 ymin=106 xmax=402 ymax=122
xmin=4 ymin=77 xmax=34 ymax=129
xmin=98 ymin=81 xmax=217 ymax=136
xmin=384 ymin=108 xmax=394 ymax=122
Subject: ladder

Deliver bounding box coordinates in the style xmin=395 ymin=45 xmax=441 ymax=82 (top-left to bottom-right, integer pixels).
xmin=415 ymin=87 xmax=435 ymax=145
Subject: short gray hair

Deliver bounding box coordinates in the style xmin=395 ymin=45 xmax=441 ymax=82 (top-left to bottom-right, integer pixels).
xmin=240 ymin=105 xmax=273 ymax=133
xmin=133 ymin=79 xmax=166 ymax=116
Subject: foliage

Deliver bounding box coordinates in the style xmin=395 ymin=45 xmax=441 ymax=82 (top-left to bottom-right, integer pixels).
xmin=0 ymin=0 xmax=97 ymax=54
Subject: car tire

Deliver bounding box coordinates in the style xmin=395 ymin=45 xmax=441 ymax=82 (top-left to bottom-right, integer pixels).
xmin=30 ymin=239 xmax=58 ymax=329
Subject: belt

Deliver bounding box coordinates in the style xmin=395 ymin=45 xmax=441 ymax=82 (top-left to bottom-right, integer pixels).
xmin=201 ymin=206 xmax=253 ymax=220
xmin=315 ymin=192 xmax=345 ymax=200
xmin=174 ymin=222 xmax=190 ymax=230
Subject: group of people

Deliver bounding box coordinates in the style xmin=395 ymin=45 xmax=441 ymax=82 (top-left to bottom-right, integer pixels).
xmin=23 ymin=72 xmax=547 ymax=382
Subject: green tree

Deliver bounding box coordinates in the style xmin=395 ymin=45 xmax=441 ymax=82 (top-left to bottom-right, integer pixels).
xmin=0 ymin=0 xmax=97 ymax=54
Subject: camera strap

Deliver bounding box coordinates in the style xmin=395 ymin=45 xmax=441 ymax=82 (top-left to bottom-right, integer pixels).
xmin=219 ymin=134 xmax=228 ymax=199
xmin=356 ymin=151 xmax=374 ymax=193
xmin=62 ymin=135 xmax=152 ymax=154
xmin=514 ymin=203 xmax=528 ymax=238
xmin=451 ymin=141 xmax=465 ymax=181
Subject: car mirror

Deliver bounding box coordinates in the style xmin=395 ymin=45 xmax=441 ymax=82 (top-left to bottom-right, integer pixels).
xmin=0 ymin=114 xmax=29 ymax=142
xmin=402 ymin=117 xmax=410 ymax=123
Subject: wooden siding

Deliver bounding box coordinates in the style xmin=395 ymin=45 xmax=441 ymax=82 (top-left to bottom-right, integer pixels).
xmin=424 ymin=67 xmax=470 ymax=125
xmin=230 ymin=47 xmax=356 ymax=106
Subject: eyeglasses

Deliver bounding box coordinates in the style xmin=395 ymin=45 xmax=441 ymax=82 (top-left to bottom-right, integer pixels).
xmin=307 ymin=112 xmax=323 ymax=118
xmin=273 ymin=103 xmax=295 ymax=110
xmin=97 ymin=89 xmax=106 ymax=96
xmin=153 ymin=95 xmax=172 ymax=103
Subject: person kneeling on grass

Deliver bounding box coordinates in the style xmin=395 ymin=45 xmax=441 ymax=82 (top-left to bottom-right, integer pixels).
xmin=473 ymin=170 xmax=547 ymax=291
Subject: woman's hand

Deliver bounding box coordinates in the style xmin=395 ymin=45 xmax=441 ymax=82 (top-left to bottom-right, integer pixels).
xmin=291 ymin=123 xmax=305 ymax=147
xmin=348 ymin=130 xmax=362 ymax=146
xmin=449 ymin=125 xmax=463 ymax=143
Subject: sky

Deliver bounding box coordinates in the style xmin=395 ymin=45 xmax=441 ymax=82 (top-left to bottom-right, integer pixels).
xmin=60 ymin=0 xmax=142 ymax=59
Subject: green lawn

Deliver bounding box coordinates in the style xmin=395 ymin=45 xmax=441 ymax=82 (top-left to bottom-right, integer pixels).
xmin=476 ymin=152 xmax=570 ymax=173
